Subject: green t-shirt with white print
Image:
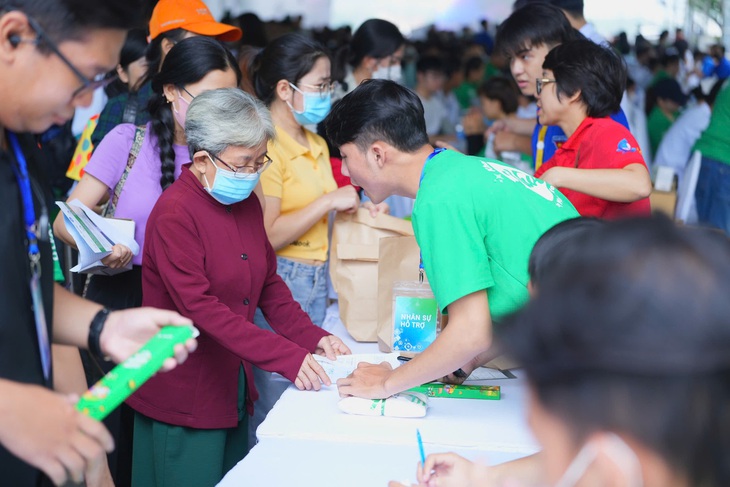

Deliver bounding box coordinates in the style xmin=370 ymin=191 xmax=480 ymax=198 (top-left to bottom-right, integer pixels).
xmin=412 ymin=150 xmax=578 ymax=320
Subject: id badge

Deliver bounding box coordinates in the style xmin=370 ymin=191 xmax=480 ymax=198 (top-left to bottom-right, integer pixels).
xmin=30 ymin=273 xmax=51 ymax=380
xmin=392 ymin=281 xmax=441 ymax=353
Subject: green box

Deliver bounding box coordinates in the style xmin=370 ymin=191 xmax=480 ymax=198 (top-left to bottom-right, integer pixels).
xmin=408 ymin=384 xmax=501 ymax=400
xmin=76 ymin=325 xmax=195 ymax=420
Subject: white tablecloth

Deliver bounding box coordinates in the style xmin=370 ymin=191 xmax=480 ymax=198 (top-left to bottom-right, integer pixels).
xmin=218 ymin=304 xmax=538 ymax=486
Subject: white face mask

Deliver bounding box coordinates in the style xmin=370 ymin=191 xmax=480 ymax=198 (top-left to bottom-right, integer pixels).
xmin=372 ymin=63 xmax=402 ymax=83
xmin=554 ymin=433 xmax=644 ymax=487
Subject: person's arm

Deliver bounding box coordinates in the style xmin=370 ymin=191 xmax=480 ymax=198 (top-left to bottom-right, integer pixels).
xmin=51 ymin=284 xmax=195 ymax=370
xmin=494 ymin=132 xmax=533 ymax=156
xmin=337 ymin=290 xmax=492 ymax=398
xmin=487 ymin=117 xmax=537 ymax=137
xmin=51 ymin=345 xmax=115 ymax=487
xmin=539 ymin=163 xmax=652 ymax=202
xmin=263 ymin=185 xmax=359 ymax=251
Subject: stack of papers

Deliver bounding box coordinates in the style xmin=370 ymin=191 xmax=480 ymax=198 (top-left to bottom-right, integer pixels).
xmin=56 ymin=200 xmax=139 ymax=275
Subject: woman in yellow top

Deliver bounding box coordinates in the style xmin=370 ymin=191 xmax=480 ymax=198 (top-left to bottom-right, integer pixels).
xmin=243 ymin=33 xmax=361 ymax=446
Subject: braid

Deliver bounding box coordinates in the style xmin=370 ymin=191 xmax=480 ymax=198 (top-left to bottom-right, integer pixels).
xmin=147 ymin=93 xmax=177 ymax=191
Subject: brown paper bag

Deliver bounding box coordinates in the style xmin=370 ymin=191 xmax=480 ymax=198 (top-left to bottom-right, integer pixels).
xmin=330 ymin=209 xmax=414 ymax=342
xmin=376 ymin=236 xmax=426 ymax=352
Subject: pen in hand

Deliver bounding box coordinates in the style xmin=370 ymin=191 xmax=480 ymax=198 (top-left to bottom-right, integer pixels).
xmin=397 ymin=355 xmax=469 ymax=379
xmin=417 ymin=429 xmax=426 ymax=466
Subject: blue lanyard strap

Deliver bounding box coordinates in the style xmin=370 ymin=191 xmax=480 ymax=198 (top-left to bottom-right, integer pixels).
xmin=417 ymin=147 xmax=445 ymax=283
xmin=7 ymin=132 xmax=41 ymax=269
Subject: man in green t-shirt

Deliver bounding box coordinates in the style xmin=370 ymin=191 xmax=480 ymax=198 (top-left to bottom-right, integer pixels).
xmin=323 ymin=79 xmax=579 ymax=399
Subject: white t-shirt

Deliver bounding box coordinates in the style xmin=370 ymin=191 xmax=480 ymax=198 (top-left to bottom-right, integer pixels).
xmin=654 ymin=102 xmax=711 ymax=180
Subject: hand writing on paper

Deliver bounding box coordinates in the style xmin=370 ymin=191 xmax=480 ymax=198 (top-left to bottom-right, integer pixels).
xmin=336 ymin=361 xmax=393 ymax=399
xmin=418 ymin=453 xmax=491 ymax=487
xmin=315 ymin=335 xmax=352 ymax=360
xmin=100 ymin=307 xmax=197 ymax=371
xmin=295 ymin=353 xmax=331 ymax=391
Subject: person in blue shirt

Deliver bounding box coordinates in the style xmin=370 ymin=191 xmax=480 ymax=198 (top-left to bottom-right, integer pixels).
xmin=702 ymin=44 xmax=730 ymax=81
xmin=488 ymin=2 xmax=630 ymax=172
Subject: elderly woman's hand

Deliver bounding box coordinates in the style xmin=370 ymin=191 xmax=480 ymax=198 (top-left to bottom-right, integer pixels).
xmin=315 ymin=335 xmax=352 ymax=360
xmin=294 ymin=354 xmax=331 ymax=391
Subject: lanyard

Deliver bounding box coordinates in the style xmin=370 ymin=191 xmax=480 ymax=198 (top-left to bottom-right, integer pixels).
xmin=8 ymin=132 xmax=51 ymax=381
xmin=417 ymin=148 xmax=445 ymax=283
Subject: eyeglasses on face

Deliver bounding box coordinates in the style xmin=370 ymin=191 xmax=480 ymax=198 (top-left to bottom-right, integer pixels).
xmin=208 ymin=152 xmax=273 ymax=176
xmin=536 ymin=77 xmax=557 ymax=96
xmin=292 ymin=81 xmax=338 ymax=99
xmin=23 ymin=14 xmax=116 ymax=99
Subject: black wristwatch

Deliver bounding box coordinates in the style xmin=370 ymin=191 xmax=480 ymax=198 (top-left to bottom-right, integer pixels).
xmin=88 ymin=307 xmax=110 ymax=361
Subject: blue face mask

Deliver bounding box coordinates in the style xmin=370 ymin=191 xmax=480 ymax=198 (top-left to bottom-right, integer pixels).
xmin=204 ymin=155 xmax=259 ymax=205
xmin=287 ymin=82 xmax=332 ymax=125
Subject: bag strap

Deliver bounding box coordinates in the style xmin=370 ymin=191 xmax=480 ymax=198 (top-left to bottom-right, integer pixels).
xmin=105 ymin=125 xmax=146 ymax=218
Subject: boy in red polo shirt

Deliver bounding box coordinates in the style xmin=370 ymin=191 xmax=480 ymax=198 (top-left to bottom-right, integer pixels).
xmin=533 ymin=39 xmax=652 ymax=218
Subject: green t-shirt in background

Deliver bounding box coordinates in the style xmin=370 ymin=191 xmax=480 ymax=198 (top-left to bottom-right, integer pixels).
xmin=694 ymin=79 xmax=730 ymax=165
xmin=412 ymin=150 xmax=579 ymax=321
xmin=647 ymin=106 xmax=675 ymax=157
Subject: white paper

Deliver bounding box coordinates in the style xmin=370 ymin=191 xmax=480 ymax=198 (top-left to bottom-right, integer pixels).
xmin=56 ymin=199 xmax=139 ymax=275
xmin=313 ymin=353 xmax=401 ymax=382
xmin=463 ymin=367 xmax=513 ymax=382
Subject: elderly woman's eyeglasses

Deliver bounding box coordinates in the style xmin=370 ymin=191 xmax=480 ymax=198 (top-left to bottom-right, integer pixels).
xmin=209 ymin=152 xmax=273 ymax=177
xmin=295 ymin=81 xmax=338 ymax=99
xmin=536 ymin=78 xmax=556 ymax=96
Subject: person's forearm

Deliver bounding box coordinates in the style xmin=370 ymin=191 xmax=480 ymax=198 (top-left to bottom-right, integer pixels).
xmin=52 ymin=284 xmax=101 ymax=348
xmin=266 ymin=197 xmax=331 ymax=251
xmin=549 ymin=164 xmax=652 ymax=202
xmin=52 ymin=213 xmax=78 ymax=249
xmin=488 ymin=453 xmax=544 ymax=486
xmin=506 ymin=118 xmax=537 ymax=136
xmin=51 ymin=345 xmax=89 ymax=395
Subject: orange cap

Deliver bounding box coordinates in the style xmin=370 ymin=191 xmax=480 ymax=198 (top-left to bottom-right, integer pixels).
xmin=149 ymin=0 xmax=242 ymax=42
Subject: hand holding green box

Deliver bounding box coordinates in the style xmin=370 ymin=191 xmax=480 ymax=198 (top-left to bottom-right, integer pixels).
xmin=76 ymin=325 xmax=196 ymax=421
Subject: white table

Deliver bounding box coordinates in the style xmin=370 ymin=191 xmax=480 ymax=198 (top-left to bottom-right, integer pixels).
xmin=218 ymin=304 xmax=538 ymax=486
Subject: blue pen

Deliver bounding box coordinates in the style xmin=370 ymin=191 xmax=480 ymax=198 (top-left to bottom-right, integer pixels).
xmin=417 ymin=429 xmax=426 ymax=466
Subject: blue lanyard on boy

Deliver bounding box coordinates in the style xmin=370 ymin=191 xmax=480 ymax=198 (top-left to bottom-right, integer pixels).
xmin=417 ymin=147 xmax=445 ymax=283
xmin=8 ymin=132 xmax=52 ymax=381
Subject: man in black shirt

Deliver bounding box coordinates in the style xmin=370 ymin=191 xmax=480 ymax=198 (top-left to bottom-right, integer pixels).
xmin=0 ymin=1 xmax=197 ymax=485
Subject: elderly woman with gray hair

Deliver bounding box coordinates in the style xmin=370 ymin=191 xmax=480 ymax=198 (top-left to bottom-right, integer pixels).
xmin=127 ymin=88 xmax=351 ymax=487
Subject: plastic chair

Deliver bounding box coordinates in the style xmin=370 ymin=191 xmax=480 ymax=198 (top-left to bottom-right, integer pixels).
xmin=675 ymin=150 xmax=701 ymax=223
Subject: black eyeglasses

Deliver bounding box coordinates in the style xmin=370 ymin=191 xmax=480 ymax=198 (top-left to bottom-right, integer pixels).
xmin=208 ymin=152 xmax=273 ymax=177
xmin=23 ymin=14 xmax=116 ymax=99
xmin=536 ymin=77 xmax=557 ymax=96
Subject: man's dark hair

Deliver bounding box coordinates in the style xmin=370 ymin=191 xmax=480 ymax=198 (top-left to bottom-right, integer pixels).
xmin=416 ymin=55 xmax=447 ymax=75
xmin=548 ymin=0 xmax=585 ymax=18
xmin=542 ymin=39 xmax=626 ymax=118
xmin=497 ymin=2 xmax=578 ymax=57
xmin=527 ymin=217 xmax=603 ymax=287
xmin=323 ymin=79 xmax=429 ymax=153
xmin=504 ymin=215 xmax=730 ymax=487
xmin=4 ymin=0 xmax=144 ymax=44
xmin=478 ymin=76 xmax=520 ymax=114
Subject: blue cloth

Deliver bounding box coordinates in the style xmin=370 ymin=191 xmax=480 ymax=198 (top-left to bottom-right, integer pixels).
xmin=248 ymin=256 xmax=328 ymax=448
xmin=532 ymin=108 xmax=630 ymax=168
xmin=695 ymin=155 xmax=730 ymax=235
xmin=702 ymin=55 xmax=730 ymax=80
